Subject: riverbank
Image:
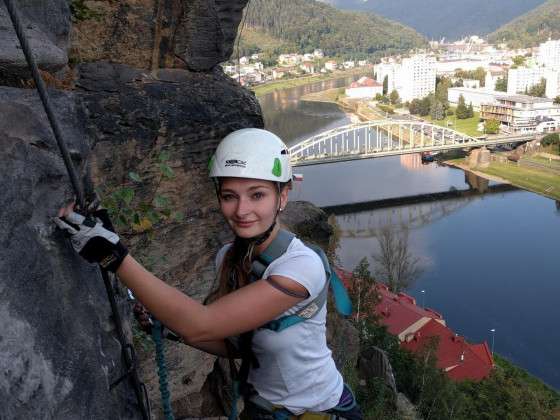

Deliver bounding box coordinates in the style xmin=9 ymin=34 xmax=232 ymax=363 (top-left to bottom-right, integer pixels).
xmin=251 ymin=68 xmax=369 ymax=97
xmin=446 ymin=158 xmax=560 ymax=201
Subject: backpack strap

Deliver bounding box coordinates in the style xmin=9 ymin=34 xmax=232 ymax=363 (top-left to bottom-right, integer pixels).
xmin=251 ymin=229 xmax=352 ymax=332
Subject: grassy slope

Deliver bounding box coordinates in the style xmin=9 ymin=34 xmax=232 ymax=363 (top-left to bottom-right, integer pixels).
xmin=488 ymin=0 xmax=560 ymax=47
xmin=427 ymin=110 xmax=482 ymax=137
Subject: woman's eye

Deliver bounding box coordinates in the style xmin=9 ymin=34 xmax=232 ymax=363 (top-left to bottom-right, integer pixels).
xmin=252 ymin=192 xmax=265 ymax=200
xmin=220 ymin=194 xmax=236 ymax=201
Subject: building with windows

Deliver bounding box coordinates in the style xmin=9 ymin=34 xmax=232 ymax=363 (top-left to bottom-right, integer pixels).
xmin=375 ymin=54 xmax=436 ymax=101
xmin=537 ymin=38 xmax=560 ymax=70
xmin=480 ymin=94 xmax=560 ymax=133
xmin=507 ymin=67 xmax=546 ymax=95
xmin=545 ymin=69 xmax=560 ymax=99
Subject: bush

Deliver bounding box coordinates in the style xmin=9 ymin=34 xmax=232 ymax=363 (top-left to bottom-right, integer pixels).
xmin=541 ymin=133 xmax=560 ymax=146
xmin=377 ymin=104 xmax=395 ymax=114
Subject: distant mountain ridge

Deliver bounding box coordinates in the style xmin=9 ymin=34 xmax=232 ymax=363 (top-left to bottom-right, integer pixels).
xmin=488 ymin=0 xmax=560 ymax=47
xmin=319 ymin=0 xmax=546 ymax=40
xmin=239 ymin=0 xmax=426 ymax=59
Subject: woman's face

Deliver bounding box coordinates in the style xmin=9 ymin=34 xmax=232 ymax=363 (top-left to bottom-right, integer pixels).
xmin=218 ymin=178 xmax=288 ymax=239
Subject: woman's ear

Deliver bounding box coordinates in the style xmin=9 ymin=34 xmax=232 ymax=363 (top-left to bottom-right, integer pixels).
xmin=279 ymin=185 xmax=289 ymax=211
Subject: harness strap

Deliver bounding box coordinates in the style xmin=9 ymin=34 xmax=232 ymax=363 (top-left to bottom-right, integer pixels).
xmin=252 ymin=229 xmax=352 ymax=332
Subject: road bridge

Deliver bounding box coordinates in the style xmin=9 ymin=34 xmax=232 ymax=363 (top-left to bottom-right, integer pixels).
xmin=289 ymin=120 xmax=535 ymax=166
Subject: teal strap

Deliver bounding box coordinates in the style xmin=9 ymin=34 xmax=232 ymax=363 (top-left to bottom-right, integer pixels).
xmin=152 ymin=320 xmax=175 ymax=420
xmin=229 ymin=379 xmax=240 ymax=420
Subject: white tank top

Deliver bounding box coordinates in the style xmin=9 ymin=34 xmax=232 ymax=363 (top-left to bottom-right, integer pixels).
xmin=216 ymin=238 xmax=343 ymax=414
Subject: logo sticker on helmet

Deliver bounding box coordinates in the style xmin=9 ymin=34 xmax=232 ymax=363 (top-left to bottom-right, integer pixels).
xmin=225 ymin=159 xmax=247 ymax=168
xmin=272 ymin=158 xmax=282 ymax=177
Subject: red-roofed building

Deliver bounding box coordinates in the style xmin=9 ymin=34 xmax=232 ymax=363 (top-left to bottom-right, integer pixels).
xmin=335 ymin=267 xmax=494 ymax=382
xmin=345 ymin=77 xmax=383 ymax=99
xmin=403 ymin=319 xmax=493 ymax=381
xmin=375 ymin=282 xmax=445 ymax=340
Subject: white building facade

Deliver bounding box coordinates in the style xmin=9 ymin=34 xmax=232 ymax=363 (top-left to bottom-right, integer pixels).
xmin=375 ymin=54 xmax=436 ymax=101
xmin=507 ymin=67 xmax=546 ymax=95
xmin=537 ymin=39 xmax=560 ymax=69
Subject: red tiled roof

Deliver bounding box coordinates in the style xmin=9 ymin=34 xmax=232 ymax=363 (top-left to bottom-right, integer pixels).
xmin=336 ymin=266 xmax=493 ymax=382
xmin=403 ymin=319 xmax=493 ymax=381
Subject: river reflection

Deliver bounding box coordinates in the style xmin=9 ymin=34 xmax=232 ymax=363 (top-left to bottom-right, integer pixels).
xmin=260 ymin=81 xmax=560 ymax=389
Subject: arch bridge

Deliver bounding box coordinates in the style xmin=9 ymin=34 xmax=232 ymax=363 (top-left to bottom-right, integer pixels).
xmin=288 ymin=120 xmax=533 ymax=166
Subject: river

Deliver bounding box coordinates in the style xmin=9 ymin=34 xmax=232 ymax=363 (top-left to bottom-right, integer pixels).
xmin=258 ymin=78 xmax=560 ymax=390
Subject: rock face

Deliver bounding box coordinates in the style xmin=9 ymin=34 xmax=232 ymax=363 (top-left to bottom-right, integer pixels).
xmin=71 ymin=0 xmax=249 ymax=71
xmin=76 ymin=61 xmax=262 ymax=418
xmin=0 ymin=88 xmax=141 ymax=419
xmin=0 ymin=0 xmax=70 ymax=81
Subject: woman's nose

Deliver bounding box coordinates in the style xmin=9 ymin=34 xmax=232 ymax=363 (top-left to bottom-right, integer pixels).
xmin=235 ymin=196 xmax=252 ymax=217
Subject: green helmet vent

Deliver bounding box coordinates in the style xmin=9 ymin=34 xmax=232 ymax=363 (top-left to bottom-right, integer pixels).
xmin=272 ymin=158 xmax=282 ymax=177
xmin=208 ymin=155 xmax=215 ymax=172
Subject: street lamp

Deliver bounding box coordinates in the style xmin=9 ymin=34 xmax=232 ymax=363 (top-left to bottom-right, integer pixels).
xmin=420 ymin=289 xmax=426 ymax=308
xmin=490 ymin=328 xmax=496 ymax=356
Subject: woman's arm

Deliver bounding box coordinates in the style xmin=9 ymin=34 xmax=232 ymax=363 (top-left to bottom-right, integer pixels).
xmin=117 ymin=255 xmax=307 ymax=344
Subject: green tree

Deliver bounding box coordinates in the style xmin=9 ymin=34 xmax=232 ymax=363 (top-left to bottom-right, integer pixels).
xmin=484 ymin=118 xmax=500 ymax=134
xmin=495 ymin=76 xmax=508 ymax=92
xmin=554 ymin=96 xmax=560 ymax=105
xmin=350 ymin=258 xmax=379 ymax=326
xmin=467 ymin=103 xmax=474 ymax=118
xmin=418 ymin=96 xmax=431 ymax=117
xmin=511 ymin=55 xmax=526 ymax=68
xmin=389 ymin=89 xmax=400 ymax=105
xmin=528 ymin=78 xmax=546 ymax=98
xmin=435 ymin=76 xmax=451 ymax=107
xmin=408 ymin=98 xmax=421 ymax=115
xmin=455 ymin=94 xmax=468 ymax=119
xmin=430 ymin=100 xmax=445 ymax=120
xmin=541 ymin=133 xmax=560 ymax=146
xmin=382 ymin=75 xmax=388 ymax=95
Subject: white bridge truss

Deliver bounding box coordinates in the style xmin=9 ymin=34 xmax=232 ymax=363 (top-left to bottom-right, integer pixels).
xmin=288 ymin=120 xmax=533 ymax=166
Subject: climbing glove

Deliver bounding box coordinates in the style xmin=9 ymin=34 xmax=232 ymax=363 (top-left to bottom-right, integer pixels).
xmin=54 ymin=209 xmax=129 ymax=272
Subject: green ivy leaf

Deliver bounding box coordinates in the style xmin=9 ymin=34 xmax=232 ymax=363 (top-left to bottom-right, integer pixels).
xmin=159 ymin=151 xmax=170 ymax=162
xmin=172 ymin=211 xmax=184 ymax=222
xmin=128 ymin=171 xmax=142 ymax=183
xmin=153 ymin=195 xmax=170 ymax=209
xmin=159 ymin=163 xmax=175 ymax=179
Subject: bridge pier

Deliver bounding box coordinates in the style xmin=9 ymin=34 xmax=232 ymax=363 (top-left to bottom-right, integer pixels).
xmin=467 ymin=146 xmax=490 ymax=169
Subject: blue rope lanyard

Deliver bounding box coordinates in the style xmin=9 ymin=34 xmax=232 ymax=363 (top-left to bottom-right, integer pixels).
xmin=152 ymin=320 xmax=175 ymax=420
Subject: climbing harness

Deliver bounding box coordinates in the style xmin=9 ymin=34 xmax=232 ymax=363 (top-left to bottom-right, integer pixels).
xmin=3 ymin=1 xmax=151 ymax=418
xmin=228 ymin=229 xmax=353 ymax=419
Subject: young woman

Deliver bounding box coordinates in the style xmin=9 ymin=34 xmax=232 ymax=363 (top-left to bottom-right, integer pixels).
xmin=55 ymin=128 xmax=362 ymax=419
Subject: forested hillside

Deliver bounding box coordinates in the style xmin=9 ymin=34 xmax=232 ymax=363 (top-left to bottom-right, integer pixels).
xmin=320 ymin=0 xmax=545 ymax=40
xmin=237 ymin=0 xmax=426 ymax=60
xmin=488 ymin=0 xmax=560 ymax=48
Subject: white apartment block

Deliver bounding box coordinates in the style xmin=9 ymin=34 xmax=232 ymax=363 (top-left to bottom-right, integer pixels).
xmin=507 ymin=67 xmax=546 ymax=95
xmin=537 ymin=39 xmax=560 ymax=70
xmin=399 ymin=55 xmax=436 ymax=101
xmin=545 ymin=69 xmax=560 ymax=99
xmin=375 ymin=55 xmax=436 ymax=101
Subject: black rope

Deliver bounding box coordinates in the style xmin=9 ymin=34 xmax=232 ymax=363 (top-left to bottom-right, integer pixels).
xmin=3 ymin=0 xmax=85 ymax=208
xmin=3 ymin=1 xmax=150 ymax=418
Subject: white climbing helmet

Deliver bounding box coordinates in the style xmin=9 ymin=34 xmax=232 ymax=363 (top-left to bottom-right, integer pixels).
xmin=208 ymin=128 xmax=292 ymax=183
